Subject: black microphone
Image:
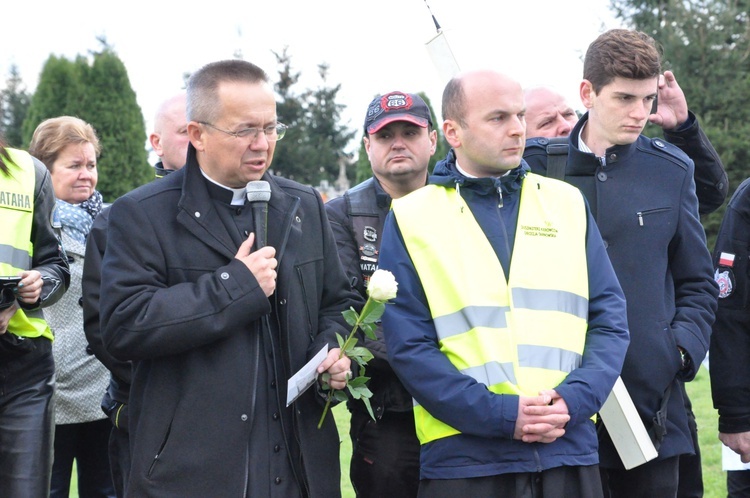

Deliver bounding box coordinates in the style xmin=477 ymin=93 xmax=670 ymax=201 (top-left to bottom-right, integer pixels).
xmin=246 ymin=181 xmax=271 ymax=250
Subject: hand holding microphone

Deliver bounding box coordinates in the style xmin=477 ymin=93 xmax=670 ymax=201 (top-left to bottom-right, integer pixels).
xmin=234 ymin=181 xmax=277 ymax=296
xmin=246 ymin=180 xmax=271 ymax=250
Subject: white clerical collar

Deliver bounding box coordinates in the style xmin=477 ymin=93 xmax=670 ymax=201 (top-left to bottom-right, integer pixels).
xmin=200 ymin=169 xmax=246 ymax=206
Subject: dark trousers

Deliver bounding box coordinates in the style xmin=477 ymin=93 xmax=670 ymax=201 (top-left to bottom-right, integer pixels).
xmin=100 ymin=395 xmax=130 ymax=498
xmin=0 ymin=340 xmax=55 ymax=498
xmin=418 ymin=465 xmax=603 ymax=498
xmin=349 ymin=409 xmax=420 ymax=498
xmin=603 ymin=455 xmax=680 ymax=498
xmin=108 ymin=423 xmax=130 ymax=498
xmin=729 ymin=470 xmax=750 ymax=498
xmin=50 ymin=418 xmax=115 ymax=498
xmin=677 ymin=382 xmax=703 ymax=498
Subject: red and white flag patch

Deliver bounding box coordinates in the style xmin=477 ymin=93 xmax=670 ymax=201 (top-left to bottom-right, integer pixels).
xmin=719 ymin=252 xmax=736 ymax=267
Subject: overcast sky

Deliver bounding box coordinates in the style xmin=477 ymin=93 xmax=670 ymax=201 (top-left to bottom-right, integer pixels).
xmin=4 ymin=0 xmax=619 ymax=154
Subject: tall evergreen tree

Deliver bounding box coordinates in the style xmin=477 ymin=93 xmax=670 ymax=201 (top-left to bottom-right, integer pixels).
xmin=611 ymin=0 xmax=750 ymax=245
xmin=272 ymin=48 xmax=309 ymax=182
xmin=271 ymin=51 xmax=355 ymax=186
xmin=305 ymin=63 xmax=356 ymax=187
xmin=0 ymin=65 xmax=31 ymax=148
xmin=79 ymin=45 xmax=151 ymax=200
xmin=22 ymin=42 xmax=150 ymax=200
xmin=22 ymin=55 xmax=84 ymax=144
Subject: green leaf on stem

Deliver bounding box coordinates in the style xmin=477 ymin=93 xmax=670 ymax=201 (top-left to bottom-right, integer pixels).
xmin=359 ymin=322 xmax=378 ymax=341
xmin=347 ymin=375 xmax=370 ymax=387
xmin=361 ymin=396 xmax=376 ymax=420
xmin=361 ymin=303 xmax=385 ymax=323
xmin=342 ymin=308 xmax=359 ymax=327
xmin=348 ymin=347 xmax=374 ymax=363
xmin=335 ymin=332 xmax=345 ymax=349
xmin=320 ymin=372 xmax=331 ymax=390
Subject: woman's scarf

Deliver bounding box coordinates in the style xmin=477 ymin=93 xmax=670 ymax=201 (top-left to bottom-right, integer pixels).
xmin=56 ymin=190 xmax=103 ymax=245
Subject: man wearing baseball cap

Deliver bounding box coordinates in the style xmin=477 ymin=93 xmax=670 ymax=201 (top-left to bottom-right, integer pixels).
xmin=326 ymin=91 xmax=437 ymax=498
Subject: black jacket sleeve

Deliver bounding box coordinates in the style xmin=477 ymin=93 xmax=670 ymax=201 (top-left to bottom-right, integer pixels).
xmin=82 ymin=207 xmax=132 ymax=383
xmin=664 ymin=112 xmax=728 ymax=215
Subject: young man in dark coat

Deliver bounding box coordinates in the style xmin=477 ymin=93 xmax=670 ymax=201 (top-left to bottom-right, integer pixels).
xmin=99 ymin=59 xmax=361 ymax=498
xmin=523 ymin=29 xmax=718 ymax=497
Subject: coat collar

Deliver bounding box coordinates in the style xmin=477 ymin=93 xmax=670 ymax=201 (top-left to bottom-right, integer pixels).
xmin=567 ymin=113 xmax=639 ymax=174
xmin=176 ymin=143 xmax=299 ymax=260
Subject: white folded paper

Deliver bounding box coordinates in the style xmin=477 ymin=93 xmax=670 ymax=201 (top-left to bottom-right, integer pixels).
xmin=286 ymin=345 xmax=328 ymax=407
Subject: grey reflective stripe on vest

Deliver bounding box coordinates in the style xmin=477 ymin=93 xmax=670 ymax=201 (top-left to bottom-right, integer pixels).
xmin=0 ymin=243 xmax=31 ymax=270
xmin=463 ymin=361 xmax=517 ymax=387
xmin=412 ymin=347 xmax=580 ymax=407
xmin=433 ymin=287 xmax=587 ymax=342
xmin=434 ymin=305 xmax=511 ymax=341
xmin=412 ymin=360 xmax=517 ymax=407
xmin=518 ymin=344 xmax=582 ymax=372
xmin=512 ymin=287 xmax=588 ymax=320
xmin=24 ymin=308 xmax=45 ymax=322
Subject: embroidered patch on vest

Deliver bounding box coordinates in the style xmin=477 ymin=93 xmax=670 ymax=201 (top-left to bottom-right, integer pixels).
xmin=715 ymin=267 xmax=734 ymax=299
xmin=363 ymin=226 xmax=377 ymax=242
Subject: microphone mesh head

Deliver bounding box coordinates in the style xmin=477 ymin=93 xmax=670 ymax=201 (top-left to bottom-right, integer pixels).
xmin=246 ymin=181 xmax=271 ymax=202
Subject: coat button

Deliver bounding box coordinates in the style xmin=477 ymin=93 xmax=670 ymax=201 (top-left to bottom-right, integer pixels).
xmin=195 ymin=211 xmax=201 ymax=218
xmin=271 ymin=380 xmax=276 ymax=388
xmin=597 ymin=172 xmax=607 ymax=182
xmin=241 ymin=414 xmax=248 ymax=421
xmin=279 ymin=298 xmax=287 ymax=305
xmin=273 ymin=412 xmax=279 ymax=421
xmin=608 ymin=153 xmax=617 ymax=162
xmin=274 ymin=444 xmax=281 ymax=453
xmin=295 ymin=216 xmax=301 ymax=223
xmin=275 ymin=477 xmax=282 ymax=485
xmin=220 ymin=272 xmax=230 ymax=280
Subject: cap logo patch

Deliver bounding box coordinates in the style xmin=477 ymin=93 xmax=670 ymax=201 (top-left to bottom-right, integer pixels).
xmin=382 ymin=93 xmax=413 ymax=112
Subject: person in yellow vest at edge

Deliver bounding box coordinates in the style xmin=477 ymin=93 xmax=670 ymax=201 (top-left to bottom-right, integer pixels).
xmin=0 ymin=135 xmax=70 ymax=498
xmin=379 ymin=70 xmax=630 ymax=498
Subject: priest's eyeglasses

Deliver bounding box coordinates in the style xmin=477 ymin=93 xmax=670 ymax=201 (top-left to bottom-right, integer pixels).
xmin=199 ymin=122 xmax=288 ymax=142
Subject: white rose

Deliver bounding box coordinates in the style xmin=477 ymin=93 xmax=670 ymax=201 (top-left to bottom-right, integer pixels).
xmin=367 ymin=269 xmax=398 ymax=302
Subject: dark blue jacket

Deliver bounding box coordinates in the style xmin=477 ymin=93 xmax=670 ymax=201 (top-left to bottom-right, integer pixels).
xmin=710 ymin=178 xmax=750 ymax=434
xmin=524 ymin=113 xmax=718 ymax=466
xmin=379 ymin=152 xmax=629 ymax=479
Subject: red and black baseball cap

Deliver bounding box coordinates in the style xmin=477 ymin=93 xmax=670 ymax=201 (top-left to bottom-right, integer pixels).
xmin=364 ymin=91 xmax=433 ymax=134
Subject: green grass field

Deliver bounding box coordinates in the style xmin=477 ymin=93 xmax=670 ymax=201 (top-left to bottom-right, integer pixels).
xmin=67 ymin=368 xmax=728 ymax=497
xmin=686 ymin=365 xmax=727 ymax=498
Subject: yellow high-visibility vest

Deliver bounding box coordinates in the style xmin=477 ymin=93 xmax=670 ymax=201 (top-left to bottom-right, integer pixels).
xmin=392 ymin=173 xmax=589 ymax=444
xmin=0 ymin=149 xmax=52 ymax=339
